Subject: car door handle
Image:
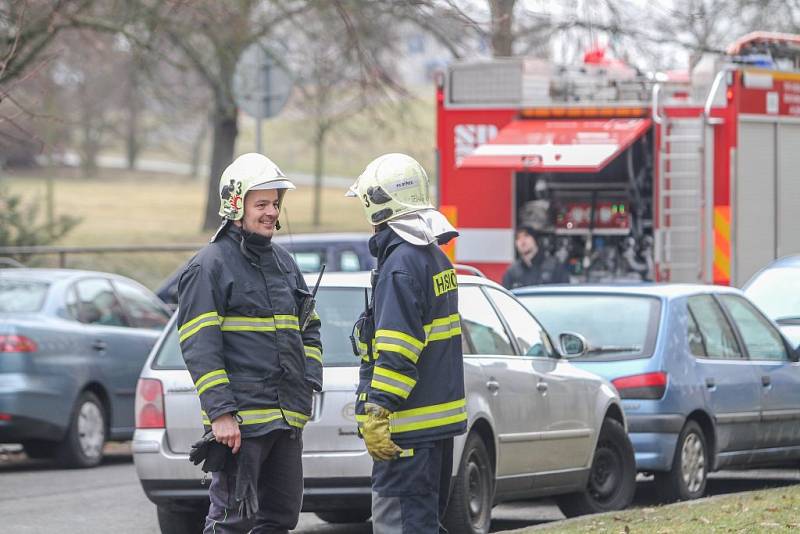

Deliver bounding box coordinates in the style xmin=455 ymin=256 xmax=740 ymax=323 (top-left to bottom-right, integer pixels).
xmin=92 ymin=340 xmax=107 ymax=352
xmin=705 ymin=378 xmax=715 ymax=388
xmin=536 ymin=381 xmax=548 ymax=393
xmin=762 ymin=375 xmax=771 ymax=387
xmin=485 ymin=380 xmax=500 ymax=392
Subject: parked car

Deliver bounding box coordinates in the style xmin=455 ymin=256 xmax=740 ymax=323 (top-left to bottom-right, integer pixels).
xmin=134 ymin=272 xmax=635 ymax=534
xmin=514 ymin=283 xmax=800 ymax=502
xmin=743 ymin=255 xmax=800 ymax=347
xmin=155 ymin=233 xmax=374 ymax=306
xmin=0 ymin=268 xmax=172 ymax=467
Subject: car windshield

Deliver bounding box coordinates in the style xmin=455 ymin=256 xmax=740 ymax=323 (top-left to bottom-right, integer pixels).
xmin=154 ymin=286 xmax=367 ymax=369
xmin=744 ymin=267 xmax=800 ymax=321
xmin=517 ymin=294 xmax=661 ymax=360
xmin=0 ymin=278 xmax=49 ymax=312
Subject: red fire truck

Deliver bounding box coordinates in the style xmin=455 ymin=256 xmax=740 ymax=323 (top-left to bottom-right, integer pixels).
xmin=436 ymin=32 xmax=800 ymax=287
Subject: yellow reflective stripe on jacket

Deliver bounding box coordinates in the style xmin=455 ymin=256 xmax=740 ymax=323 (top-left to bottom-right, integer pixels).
xmin=220 ymin=316 xmax=276 ymax=332
xmin=179 ymin=311 xmax=221 ymax=342
xmin=201 ymin=410 xmax=211 ymax=426
xmin=282 ymin=408 xmax=310 ymax=428
xmin=424 ymin=313 xmax=462 ymax=343
xmin=195 ymin=369 xmax=230 ymax=396
xmin=275 ymin=314 xmax=300 ymax=331
xmin=390 ymin=398 xmax=467 ymax=433
xmin=375 ymin=329 xmax=424 ymax=364
xmin=371 ymin=367 xmax=416 ymax=399
xmin=239 ymin=408 xmax=283 ymax=425
xmin=304 ymin=345 xmax=322 ymax=363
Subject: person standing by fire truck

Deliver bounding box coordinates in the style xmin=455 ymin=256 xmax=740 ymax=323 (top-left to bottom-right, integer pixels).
xmin=502 ymin=226 xmax=571 ymax=289
xmin=347 ymin=153 xmax=466 ymax=533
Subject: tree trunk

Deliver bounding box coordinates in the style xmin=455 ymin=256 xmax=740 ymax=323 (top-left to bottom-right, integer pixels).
xmin=190 ymin=118 xmax=209 ymax=180
xmin=312 ymin=129 xmax=326 ymax=227
xmin=203 ymin=106 xmax=238 ymax=230
xmin=80 ymin=103 xmax=98 ymax=178
xmin=490 ymin=0 xmax=516 ymax=57
xmin=125 ymin=57 xmax=141 ymax=170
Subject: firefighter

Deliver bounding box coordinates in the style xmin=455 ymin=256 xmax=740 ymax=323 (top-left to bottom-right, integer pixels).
xmin=177 ymin=153 xmax=323 ymax=533
xmin=502 ymin=225 xmax=571 ymax=289
xmin=346 ymin=153 xmax=467 ymax=533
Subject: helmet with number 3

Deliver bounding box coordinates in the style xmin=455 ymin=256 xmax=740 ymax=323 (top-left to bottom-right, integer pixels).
xmin=346 ymin=153 xmax=434 ymax=226
xmin=218 ymin=153 xmax=296 ymax=221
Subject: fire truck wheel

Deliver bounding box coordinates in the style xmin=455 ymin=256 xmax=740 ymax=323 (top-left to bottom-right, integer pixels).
xmin=443 ymin=432 xmax=493 ymax=534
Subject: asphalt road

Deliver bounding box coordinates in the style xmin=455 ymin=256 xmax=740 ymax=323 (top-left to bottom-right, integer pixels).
xmin=1 ymin=445 xmax=799 ymax=534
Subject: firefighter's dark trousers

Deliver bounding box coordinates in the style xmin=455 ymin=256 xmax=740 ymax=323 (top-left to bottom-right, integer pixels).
xmin=204 ymin=429 xmax=303 ymax=534
xmin=371 ymin=438 xmax=454 ymax=534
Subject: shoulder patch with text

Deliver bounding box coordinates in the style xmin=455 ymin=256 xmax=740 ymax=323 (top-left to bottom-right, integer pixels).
xmin=432 ymin=269 xmax=458 ymax=296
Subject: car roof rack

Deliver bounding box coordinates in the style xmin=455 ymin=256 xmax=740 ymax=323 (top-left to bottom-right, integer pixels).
xmin=454 ymin=263 xmax=487 ymax=278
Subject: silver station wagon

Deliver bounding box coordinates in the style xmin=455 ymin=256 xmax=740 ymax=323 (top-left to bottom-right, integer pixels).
xmin=133 ymin=272 xmax=635 ymax=534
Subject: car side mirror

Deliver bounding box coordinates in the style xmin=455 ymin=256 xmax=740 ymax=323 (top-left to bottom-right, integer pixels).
xmin=558 ymin=332 xmax=587 ymax=358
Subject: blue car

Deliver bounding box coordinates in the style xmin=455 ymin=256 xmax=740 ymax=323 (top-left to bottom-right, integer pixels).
xmin=514 ymin=284 xmax=800 ymax=502
xmin=0 ymin=269 xmax=171 ymax=467
xmin=744 ymin=255 xmax=800 ymax=348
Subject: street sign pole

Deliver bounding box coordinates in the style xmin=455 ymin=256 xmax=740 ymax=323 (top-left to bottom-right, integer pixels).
xmin=234 ymin=42 xmax=292 ymax=155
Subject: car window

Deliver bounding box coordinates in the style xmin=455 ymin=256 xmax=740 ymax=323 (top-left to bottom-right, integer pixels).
xmin=458 ymin=285 xmax=515 ymax=356
xmin=686 ymin=295 xmax=742 ymax=360
xmin=484 ymin=287 xmax=550 ymax=357
xmin=74 ymin=278 xmax=128 ymax=327
xmin=518 ymin=294 xmax=660 ymax=360
xmin=339 ymin=250 xmax=361 ymax=272
xmin=0 ymin=278 xmax=49 ymax=312
xmin=718 ymin=294 xmax=789 ymax=361
xmin=744 ymin=266 xmax=800 ymax=322
xmin=291 ymin=251 xmax=324 ymax=273
xmin=113 ymin=279 xmax=170 ymax=329
xmin=687 ymin=311 xmax=707 ymax=357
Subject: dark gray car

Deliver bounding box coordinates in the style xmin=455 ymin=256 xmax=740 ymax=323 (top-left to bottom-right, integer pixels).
xmin=0 ymin=268 xmax=171 ymax=467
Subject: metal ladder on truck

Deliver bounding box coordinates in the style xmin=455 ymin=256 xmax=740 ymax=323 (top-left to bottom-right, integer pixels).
xmin=652 ymin=84 xmax=709 ymax=283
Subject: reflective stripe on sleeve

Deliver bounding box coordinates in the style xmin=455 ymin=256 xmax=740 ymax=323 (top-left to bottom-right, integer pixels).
xmin=238 ymin=408 xmax=283 ymax=425
xmin=424 ymin=313 xmax=462 ymax=343
xmin=371 ymin=366 xmax=416 ymax=399
xmin=179 ymin=311 xmax=221 ymax=342
xmin=304 ymin=345 xmax=322 ymax=363
xmin=389 ymin=398 xmax=467 ymax=433
xmin=282 ymin=409 xmax=310 ymax=428
xmin=195 ymin=369 xmax=230 ymax=395
xmin=375 ymin=329 xmax=424 ymax=363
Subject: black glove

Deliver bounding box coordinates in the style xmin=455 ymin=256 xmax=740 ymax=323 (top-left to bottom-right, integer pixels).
xmin=189 ymin=431 xmax=233 ymax=473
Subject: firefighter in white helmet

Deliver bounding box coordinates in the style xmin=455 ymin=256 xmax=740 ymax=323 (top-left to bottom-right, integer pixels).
xmin=347 ymin=153 xmax=466 ymax=533
xmin=178 ymin=153 xmax=323 ymax=533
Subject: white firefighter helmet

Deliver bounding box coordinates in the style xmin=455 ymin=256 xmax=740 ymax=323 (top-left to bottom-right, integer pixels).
xmin=347 ymin=153 xmax=457 ymax=245
xmin=218 ymin=153 xmax=296 ymax=221
xmin=346 ymin=153 xmax=434 ymax=225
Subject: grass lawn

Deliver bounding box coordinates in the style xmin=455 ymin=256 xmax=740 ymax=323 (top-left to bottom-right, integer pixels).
xmin=521 ymin=485 xmax=800 ymax=533
xmin=1 ymin=167 xmax=369 ymax=289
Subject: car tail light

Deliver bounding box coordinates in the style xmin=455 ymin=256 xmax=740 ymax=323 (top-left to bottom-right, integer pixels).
xmin=0 ymin=413 xmax=11 ymax=421
xmin=135 ymin=378 xmax=165 ymax=429
xmin=612 ymin=372 xmax=667 ymax=400
xmin=0 ymin=335 xmax=38 ymax=353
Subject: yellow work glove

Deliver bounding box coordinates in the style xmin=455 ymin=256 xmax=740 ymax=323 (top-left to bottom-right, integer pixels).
xmin=362 ymin=403 xmax=402 ymax=461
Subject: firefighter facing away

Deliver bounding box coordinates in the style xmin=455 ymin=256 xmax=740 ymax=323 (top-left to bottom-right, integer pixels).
xmin=177 ymin=153 xmax=323 ymax=533
xmin=347 ymin=153 xmax=467 ymax=533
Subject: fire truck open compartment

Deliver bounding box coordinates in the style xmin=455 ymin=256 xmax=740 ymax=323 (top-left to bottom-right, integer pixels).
xmin=512 ymin=126 xmax=655 ymax=282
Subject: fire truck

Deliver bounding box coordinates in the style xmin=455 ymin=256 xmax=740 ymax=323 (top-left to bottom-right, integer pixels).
xmin=436 ymin=32 xmax=800 ymax=287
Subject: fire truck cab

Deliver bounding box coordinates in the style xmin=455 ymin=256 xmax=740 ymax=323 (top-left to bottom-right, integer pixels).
xmin=436 ymin=32 xmax=800 ymax=286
